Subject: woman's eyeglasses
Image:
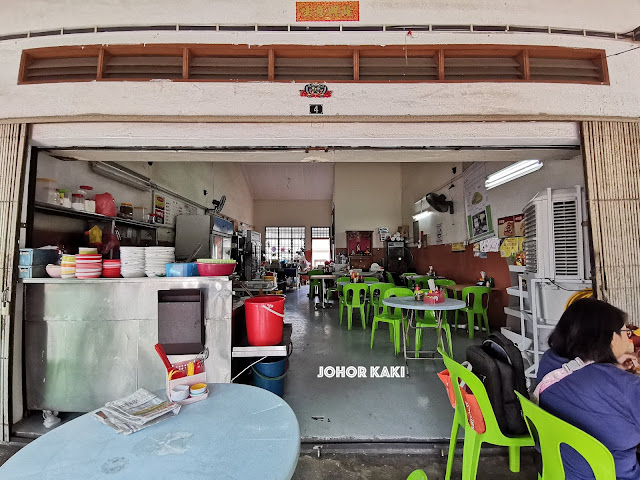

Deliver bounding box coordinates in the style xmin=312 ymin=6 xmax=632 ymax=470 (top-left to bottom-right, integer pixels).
xmin=619 ymin=328 xmax=633 ymax=339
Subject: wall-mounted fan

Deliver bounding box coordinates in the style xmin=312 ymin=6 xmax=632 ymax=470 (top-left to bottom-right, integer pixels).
xmin=212 ymin=195 xmax=226 ymax=213
xmin=425 ymin=193 xmax=454 ymax=214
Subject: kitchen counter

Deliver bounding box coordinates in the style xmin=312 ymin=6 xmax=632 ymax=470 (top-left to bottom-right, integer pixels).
xmin=23 ymin=276 xmax=232 ymax=412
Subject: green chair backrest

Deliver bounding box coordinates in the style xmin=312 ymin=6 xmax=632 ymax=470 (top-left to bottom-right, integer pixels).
xmin=434 ymin=279 xmax=456 ymax=298
xmin=308 ymin=269 xmax=323 ymax=277
xmin=337 ymin=277 xmax=351 ymax=284
xmin=415 ymin=276 xmax=437 ymax=290
xmin=343 ymin=283 xmax=368 ymax=306
xmin=406 ymin=470 xmax=428 ymax=480
xmin=386 ymin=272 xmax=396 ymax=285
xmin=364 ymin=277 xmax=380 ymax=284
xmin=381 ymin=287 xmax=412 ymax=317
xmin=461 ymin=286 xmax=491 ymax=311
xmin=515 ymin=392 xmax=616 ymax=480
xmin=439 ymin=347 xmax=503 ymax=438
xmin=369 ymin=283 xmax=394 ymax=303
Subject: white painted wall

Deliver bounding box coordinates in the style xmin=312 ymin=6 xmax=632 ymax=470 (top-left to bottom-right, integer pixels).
xmin=408 ymin=156 xmax=586 ymax=245
xmin=334 ymin=163 xmax=401 ymax=249
xmin=2 ymin=0 xmax=638 ymax=34
xmin=252 ymin=200 xmax=332 ymax=249
xmin=213 ymin=163 xmax=254 ymax=227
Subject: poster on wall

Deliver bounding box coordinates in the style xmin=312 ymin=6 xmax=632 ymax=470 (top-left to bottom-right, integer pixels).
xmin=154 ymin=194 xmax=166 ymax=225
xmin=463 ymin=163 xmax=495 ymax=243
xmin=378 ymin=227 xmax=389 ymax=243
xmin=436 ymin=223 xmax=443 ymax=245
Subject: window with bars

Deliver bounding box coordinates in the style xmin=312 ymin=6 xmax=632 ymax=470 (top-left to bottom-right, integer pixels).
xmin=264 ymin=226 xmax=305 ymax=262
xmin=311 ymin=226 xmax=330 ymax=239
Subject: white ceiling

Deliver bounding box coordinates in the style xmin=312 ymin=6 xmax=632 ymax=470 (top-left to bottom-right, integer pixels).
xmin=242 ymin=163 xmax=333 ymax=200
xmin=45 ymin=147 xmax=580 ymax=201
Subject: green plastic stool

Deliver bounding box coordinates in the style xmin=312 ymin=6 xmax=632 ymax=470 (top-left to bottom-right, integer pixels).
xmin=386 ymin=272 xmax=396 ymax=285
xmin=440 ymin=348 xmax=533 ymax=480
xmin=458 ymin=286 xmax=491 ymax=339
xmin=516 ymin=392 xmax=616 ymax=480
xmin=307 ymin=269 xmax=324 ymax=300
xmin=414 ymin=309 xmax=453 ymax=359
xmin=341 ymin=284 xmax=369 ymax=330
xmin=370 ymin=287 xmax=412 ymax=354
xmin=406 ymin=470 xmax=428 ymax=480
xmin=366 ymin=283 xmax=394 ymax=322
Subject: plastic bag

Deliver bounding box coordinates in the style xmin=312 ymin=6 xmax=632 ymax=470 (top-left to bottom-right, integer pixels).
xmin=86 ymin=225 xmax=102 ymax=245
xmin=100 ymin=232 xmax=120 ymax=255
xmin=95 ymin=192 xmax=117 ymax=217
xmin=437 ymin=369 xmax=486 ymax=434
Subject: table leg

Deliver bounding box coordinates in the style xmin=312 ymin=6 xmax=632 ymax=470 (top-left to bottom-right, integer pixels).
xmin=401 ymin=309 xmax=412 ymax=376
xmin=435 ymin=310 xmax=444 ymax=353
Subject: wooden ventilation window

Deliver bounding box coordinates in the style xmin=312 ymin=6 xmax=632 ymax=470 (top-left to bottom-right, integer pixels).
xmin=189 ymin=56 xmax=269 ymax=80
xmin=529 ymin=57 xmax=603 ymax=82
xmin=444 ymin=56 xmax=523 ymax=80
xmin=19 ymin=44 xmax=609 ymax=85
xmin=359 ymin=56 xmax=438 ymax=81
xmin=102 ymin=55 xmax=183 ymax=80
xmin=275 ymin=57 xmax=353 ymax=81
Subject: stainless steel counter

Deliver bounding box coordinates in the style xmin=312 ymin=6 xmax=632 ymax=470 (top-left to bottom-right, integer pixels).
xmin=23 ymin=277 xmax=232 ymax=412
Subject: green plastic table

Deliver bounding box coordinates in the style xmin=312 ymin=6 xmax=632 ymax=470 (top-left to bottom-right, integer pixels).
xmin=0 ymin=384 xmax=300 ymax=480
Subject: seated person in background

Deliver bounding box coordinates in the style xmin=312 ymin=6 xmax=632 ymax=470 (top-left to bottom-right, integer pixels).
xmin=537 ymin=298 xmax=640 ymax=480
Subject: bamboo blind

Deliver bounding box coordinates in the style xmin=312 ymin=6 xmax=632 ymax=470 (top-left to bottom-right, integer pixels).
xmin=0 ymin=123 xmax=27 ymax=442
xmin=582 ymin=121 xmax=640 ymax=318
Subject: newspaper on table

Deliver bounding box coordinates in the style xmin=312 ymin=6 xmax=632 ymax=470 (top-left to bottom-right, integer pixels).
xmin=91 ymin=388 xmax=181 ymax=435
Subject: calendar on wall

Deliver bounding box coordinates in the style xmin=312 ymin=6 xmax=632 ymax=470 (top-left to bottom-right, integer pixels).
xmin=153 ymin=191 xmax=202 ymax=227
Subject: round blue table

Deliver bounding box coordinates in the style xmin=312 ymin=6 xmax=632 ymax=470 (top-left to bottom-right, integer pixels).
xmin=0 ymin=384 xmax=300 ymax=480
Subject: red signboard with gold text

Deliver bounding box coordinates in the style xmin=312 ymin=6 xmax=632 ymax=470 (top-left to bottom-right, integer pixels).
xmin=296 ymin=1 xmax=360 ymax=22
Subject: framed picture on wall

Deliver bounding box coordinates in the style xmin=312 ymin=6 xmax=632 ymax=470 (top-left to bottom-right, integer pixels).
xmin=346 ymin=231 xmax=373 ymax=256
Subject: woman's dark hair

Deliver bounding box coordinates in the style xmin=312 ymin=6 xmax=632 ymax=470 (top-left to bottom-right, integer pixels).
xmin=548 ymin=298 xmax=627 ymax=363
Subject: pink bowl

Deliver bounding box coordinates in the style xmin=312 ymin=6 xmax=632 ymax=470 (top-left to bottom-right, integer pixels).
xmin=196 ymin=262 xmax=236 ymax=276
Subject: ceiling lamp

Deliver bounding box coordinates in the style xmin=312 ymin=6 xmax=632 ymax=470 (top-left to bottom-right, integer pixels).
xmin=90 ymin=162 xmax=151 ymax=190
xmin=484 ymin=160 xmax=543 ymax=190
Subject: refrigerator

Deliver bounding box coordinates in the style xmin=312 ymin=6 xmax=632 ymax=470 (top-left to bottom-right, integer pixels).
xmin=175 ymin=215 xmax=234 ymax=261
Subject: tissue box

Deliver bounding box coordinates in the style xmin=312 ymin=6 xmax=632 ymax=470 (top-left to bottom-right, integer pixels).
xmin=424 ymin=290 xmax=445 ymax=304
xmin=165 ymin=263 xmax=199 ymax=277
xmin=19 ymin=248 xmax=58 ymax=266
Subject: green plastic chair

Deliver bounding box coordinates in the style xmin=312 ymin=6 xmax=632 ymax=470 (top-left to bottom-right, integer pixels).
xmin=414 ymin=309 xmax=453 ymax=359
xmin=386 ymin=271 xmax=396 ymax=285
xmin=326 ymin=276 xmax=350 ymax=303
xmin=515 ymin=392 xmax=616 ymax=480
xmin=341 ymin=284 xmax=369 ymax=330
xmin=370 ymin=287 xmax=412 ymax=354
xmin=414 ymin=276 xmax=437 ymax=290
xmin=458 ymin=286 xmax=491 ymax=339
xmin=307 ymin=269 xmax=324 ymax=300
xmin=406 ymin=470 xmax=428 ymax=480
xmin=434 ymin=279 xmax=456 ymax=323
xmin=366 ymin=282 xmax=394 ymax=321
xmin=364 ymin=277 xmax=380 ymax=284
xmin=439 ymin=348 xmax=533 ymax=480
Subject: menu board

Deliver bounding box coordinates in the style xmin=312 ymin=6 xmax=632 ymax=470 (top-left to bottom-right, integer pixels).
xmin=153 ymin=192 xmax=202 ymax=227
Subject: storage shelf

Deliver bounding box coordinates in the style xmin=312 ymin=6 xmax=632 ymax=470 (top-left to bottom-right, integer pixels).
xmin=506 ymin=287 xmax=521 ymax=296
xmin=35 ymin=202 xmax=160 ymax=229
xmin=508 ymin=265 xmax=526 ymax=273
xmin=504 ymin=307 xmax=522 ymax=317
xmin=232 ymin=323 xmax=292 ymax=358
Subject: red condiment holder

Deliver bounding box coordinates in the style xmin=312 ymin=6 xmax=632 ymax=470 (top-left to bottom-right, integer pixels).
xmin=424 ymin=290 xmax=445 ymax=304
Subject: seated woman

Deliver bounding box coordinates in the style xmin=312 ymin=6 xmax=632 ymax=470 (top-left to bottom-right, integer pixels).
xmin=537 ymin=298 xmax=640 ymax=480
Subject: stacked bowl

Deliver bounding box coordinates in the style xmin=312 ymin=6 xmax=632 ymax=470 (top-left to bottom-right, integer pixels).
xmin=120 ymin=247 xmax=145 ymax=278
xmin=144 ymin=247 xmax=175 ymax=277
xmin=60 ymin=255 xmax=76 ymax=279
xmin=75 ymin=254 xmax=103 ymax=279
xmin=102 ymin=259 xmax=122 ymax=278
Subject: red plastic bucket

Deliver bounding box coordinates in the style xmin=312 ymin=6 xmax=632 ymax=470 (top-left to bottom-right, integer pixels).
xmin=245 ymin=295 xmax=285 ymax=346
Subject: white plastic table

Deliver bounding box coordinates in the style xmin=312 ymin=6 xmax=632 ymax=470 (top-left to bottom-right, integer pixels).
xmin=382 ymin=297 xmax=465 ymax=372
xmin=310 ymin=274 xmax=336 ymax=309
xmin=0 ymin=384 xmax=301 ymax=480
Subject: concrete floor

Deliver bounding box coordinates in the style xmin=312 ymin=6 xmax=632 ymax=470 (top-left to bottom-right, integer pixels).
xmin=282 ymin=286 xmax=483 ymax=442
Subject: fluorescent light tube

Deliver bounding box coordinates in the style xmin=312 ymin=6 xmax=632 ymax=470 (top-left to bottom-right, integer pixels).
xmin=90 ymin=162 xmax=151 ymax=190
xmin=485 ymin=160 xmax=543 ymax=190
xmin=412 ymin=210 xmax=431 ymax=221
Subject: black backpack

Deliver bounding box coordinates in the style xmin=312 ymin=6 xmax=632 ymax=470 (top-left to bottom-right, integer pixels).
xmin=465 ymin=332 xmax=528 ymax=435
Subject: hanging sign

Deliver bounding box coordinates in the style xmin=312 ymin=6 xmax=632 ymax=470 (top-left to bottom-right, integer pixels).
xmin=451 ymin=242 xmax=466 ymax=252
xmin=296 ymin=2 xmax=360 ymax=21
xmin=463 ymin=163 xmax=495 ymax=243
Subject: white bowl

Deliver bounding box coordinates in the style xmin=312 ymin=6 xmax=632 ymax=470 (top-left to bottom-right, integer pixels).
xmin=46 ymin=264 xmax=62 ymax=278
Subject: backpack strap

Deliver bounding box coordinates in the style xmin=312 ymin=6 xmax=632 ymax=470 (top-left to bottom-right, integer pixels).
xmin=531 ymin=357 xmax=593 ymax=404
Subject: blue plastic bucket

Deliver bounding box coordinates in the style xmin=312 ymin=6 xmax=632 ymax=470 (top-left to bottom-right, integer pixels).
xmin=252 ymin=364 xmax=288 ymax=397
xmin=254 ymin=357 xmax=287 ymax=378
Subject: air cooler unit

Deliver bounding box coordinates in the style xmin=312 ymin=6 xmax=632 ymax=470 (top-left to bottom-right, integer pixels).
xmin=523 ymin=186 xmax=589 ymax=281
